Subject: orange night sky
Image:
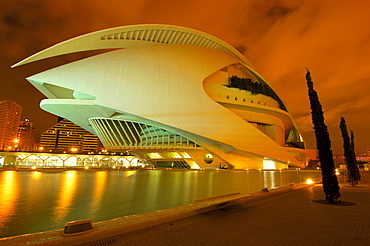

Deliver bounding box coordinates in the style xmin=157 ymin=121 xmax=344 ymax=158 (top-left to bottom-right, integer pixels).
xmin=1 ymin=0 xmax=369 ymax=154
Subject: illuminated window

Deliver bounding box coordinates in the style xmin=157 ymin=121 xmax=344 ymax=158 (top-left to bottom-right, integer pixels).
xmin=146 ymin=152 xmax=162 ymax=159
xmin=180 ymin=152 xmax=191 ymax=158
xmin=168 ymin=152 xmax=182 ymax=158
xmin=263 ymin=160 xmax=276 ymax=169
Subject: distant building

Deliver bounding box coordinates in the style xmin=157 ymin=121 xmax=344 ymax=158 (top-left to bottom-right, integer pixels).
xmin=306 ymin=149 xmax=318 ymax=161
xmin=17 ymin=119 xmax=36 ymax=151
xmin=0 ymin=100 xmax=22 ymax=150
xmin=306 ymin=149 xmax=320 ymax=168
xmin=40 ymin=118 xmax=100 ymax=153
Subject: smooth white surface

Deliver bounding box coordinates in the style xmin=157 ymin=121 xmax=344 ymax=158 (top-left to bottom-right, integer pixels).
xmin=16 ymin=24 xmax=306 ymax=169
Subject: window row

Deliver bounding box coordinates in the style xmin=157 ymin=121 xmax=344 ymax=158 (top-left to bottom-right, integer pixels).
xmin=225 ymin=95 xmax=268 ymax=106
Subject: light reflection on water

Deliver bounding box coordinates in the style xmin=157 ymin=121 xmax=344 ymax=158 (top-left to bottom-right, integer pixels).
xmin=0 ymin=171 xmax=18 ymax=228
xmin=52 ymin=171 xmax=78 ymax=224
xmin=0 ymin=169 xmax=321 ymax=238
xmin=90 ymin=171 xmax=107 ymax=216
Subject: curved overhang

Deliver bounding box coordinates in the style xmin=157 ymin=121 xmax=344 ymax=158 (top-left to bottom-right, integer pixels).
xmin=12 ymin=24 xmax=291 ymax=119
xmin=219 ymin=102 xmax=293 ymax=135
xmin=12 ymin=24 xmax=253 ymax=69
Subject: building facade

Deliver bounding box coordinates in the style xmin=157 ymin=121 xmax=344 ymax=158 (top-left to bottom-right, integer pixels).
xmin=13 ymin=24 xmax=307 ymax=169
xmin=0 ymin=100 xmax=22 ymax=151
xmin=17 ymin=119 xmax=36 ymax=151
xmin=40 ymin=118 xmax=100 ymax=153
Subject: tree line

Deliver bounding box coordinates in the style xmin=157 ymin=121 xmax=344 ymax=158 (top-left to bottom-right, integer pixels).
xmin=306 ymin=70 xmax=361 ymax=204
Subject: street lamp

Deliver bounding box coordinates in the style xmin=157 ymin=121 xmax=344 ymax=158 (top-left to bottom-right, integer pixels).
xmin=13 ymin=138 xmax=20 ymax=151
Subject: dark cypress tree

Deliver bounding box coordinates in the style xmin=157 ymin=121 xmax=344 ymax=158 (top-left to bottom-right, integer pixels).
xmin=306 ymin=70 xmax=340 ymax=202
xmin=350 ymin=130 xmax=355 ymax=152
xmin=340 ymin=117 xmax=360 ymax=186
xmin=350 ymin=130 xmax=361 ymax=180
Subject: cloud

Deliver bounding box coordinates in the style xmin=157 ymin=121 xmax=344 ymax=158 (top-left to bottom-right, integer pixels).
xmin=1 ymin=0 xmax=370 ymax=153
xmin=243 ymin=0 xmax=370 ymax=152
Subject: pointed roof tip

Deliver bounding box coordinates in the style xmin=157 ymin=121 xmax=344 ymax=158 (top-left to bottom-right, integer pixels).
xmin=12 ymin=54 xmax=37 ymax=67
xmin=11 ymin=63 xmax=19 ymax=68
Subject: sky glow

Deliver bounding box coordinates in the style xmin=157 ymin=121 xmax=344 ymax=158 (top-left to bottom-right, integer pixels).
xmin=1 ymin=0 xmax=369 ymax=154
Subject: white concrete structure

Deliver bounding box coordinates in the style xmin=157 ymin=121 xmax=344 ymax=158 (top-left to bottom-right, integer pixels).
xmin=0 ymin=151 xmax=139 ymax=168
xmin=13 ymin=24 xmax=306 ymax=170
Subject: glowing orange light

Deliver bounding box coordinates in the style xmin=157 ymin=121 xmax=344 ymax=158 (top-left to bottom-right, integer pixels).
xmin=306 ymin=179 xmax=314 ymax=184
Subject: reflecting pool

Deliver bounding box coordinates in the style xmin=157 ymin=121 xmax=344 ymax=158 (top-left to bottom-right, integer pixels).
xmin=0 ymin=169 xmax=321 ymax=238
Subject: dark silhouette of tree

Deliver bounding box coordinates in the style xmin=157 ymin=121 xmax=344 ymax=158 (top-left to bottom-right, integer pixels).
xmin=306 ymin=70 xmax=340 ymax=202
xmin=350 ymin=130 xmax=361 ymax=180
xmin=340 ymin=117 xmax=360 ymax=186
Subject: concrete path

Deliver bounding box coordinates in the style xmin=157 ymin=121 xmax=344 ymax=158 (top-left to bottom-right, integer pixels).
xmin=81 ymin=172 xmax=370 ymax=246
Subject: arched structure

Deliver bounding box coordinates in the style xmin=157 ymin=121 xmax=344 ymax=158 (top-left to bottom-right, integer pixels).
xmin=13 ymin=24 xmax=306 ymax=170
xmin=0 ymin=151 xmax=137 ymax=168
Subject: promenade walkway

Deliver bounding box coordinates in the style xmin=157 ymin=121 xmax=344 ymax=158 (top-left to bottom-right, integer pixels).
xmin=81 ymin=172 xmax=370 ymax=246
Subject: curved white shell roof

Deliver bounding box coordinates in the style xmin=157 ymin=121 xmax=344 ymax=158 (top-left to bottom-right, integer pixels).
xmin=13 ymin=24 xmax=305 ymax=169
xmin=12 ymin=24 xmax=253 ymax=68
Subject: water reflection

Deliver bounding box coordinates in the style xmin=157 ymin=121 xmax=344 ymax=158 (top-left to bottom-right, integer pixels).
xmin=124 ymin=170 xmax=137 ymax=178
xmin=0 ymin=169 xmax=321 ymax=238
xmin=263 ymin=171 xmax=285 ymax=189
xmin=52 ymin=171 xmax=78 ymax=223
xmin=0 ymin=171 xmax=18 ymax=227
xmin=90 ymin=171 xmax=107 ymax=216
xmin=263 ymin=171 xmax=274 ymax=188
xmin=145 ymin=170 xmax=162 ymax=211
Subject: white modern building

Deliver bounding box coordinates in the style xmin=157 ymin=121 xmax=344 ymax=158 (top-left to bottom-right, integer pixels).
xmin=13 ymin=24 xmax=306 ymax=170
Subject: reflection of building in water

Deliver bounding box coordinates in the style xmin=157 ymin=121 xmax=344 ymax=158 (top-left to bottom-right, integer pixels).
xmin=40 ymin=118 xmax=100 ymax=153
xmin=13 ymin=24 xmax=307 ymax=170
xmin=0 ymin=100 xmax=22 ymax=151
xmin=18 ymin=119 xmax=36 ymax=151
